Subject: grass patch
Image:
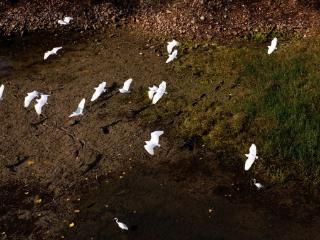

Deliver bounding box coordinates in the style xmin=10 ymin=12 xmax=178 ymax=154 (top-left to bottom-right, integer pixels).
xmin=172 ymin=38 xmax=320 ymax=185
xmin=238 ymin=39 xmax=320 ymax=183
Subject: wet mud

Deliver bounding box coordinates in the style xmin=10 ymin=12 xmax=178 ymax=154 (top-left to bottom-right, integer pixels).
xmin=0 ymin=29 xmax=319 ymax=239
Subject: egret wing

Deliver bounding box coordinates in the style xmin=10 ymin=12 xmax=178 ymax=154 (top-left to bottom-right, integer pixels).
xmin=150 ymin=131 xmax=164 ymax=144
xmin=249 ymin=144 xmax=257 ymax=156
xmin=144 ymin=143 xmax=155 ymax=155
xmin=123 ymin=78 xmax=133 ymax=91
xmin=0 ymin=84 xmax=4 ymax=99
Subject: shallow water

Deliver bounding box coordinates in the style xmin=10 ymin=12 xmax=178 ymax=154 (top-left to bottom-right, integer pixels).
xmin=0 ymin=29 xmax=319 ymax=240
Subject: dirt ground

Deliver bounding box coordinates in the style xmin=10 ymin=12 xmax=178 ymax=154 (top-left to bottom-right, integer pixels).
xmin=1 ymin=0 xmax=320 ymax=41
xmin=0 ymin=29 xmax=319 ymax=239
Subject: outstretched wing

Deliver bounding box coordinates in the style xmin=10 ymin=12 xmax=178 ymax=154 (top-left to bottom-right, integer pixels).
xmin=249 ymin=144 xmax=257 ymax=156
xmin=271 ymin=38 xmax=277 ymax=49
xmin=24 ymin=91 xmax=39 ymax=107
xmin=52 ymin=47 xmax=62 ymax=54
xmin=152 ymin=82 xmax=166 ymax=104
xmin=123 ymin=78 xmax=133 ymax=91
xmin=158 ymin=81 xmax=166 ymax=93
xmin=78 ymin=98 xmax=85 ymax=109
xmin=245 ymin=155 xmax=255 ymax=171
xmin=44 ymin=51 xmax=51 ymax=60
xmin=152 ymin=91 xmax=164 ymax=104
xmin=144 ymin=143 xmax=155 ymax=155
xmin=58 ymin=20 xmax=67 ymax=25
xmin=34 ymin=102 xmax=42 ymax=115
xmin=150 ymin=131 xmax=164 ymax=144
xmin=0 ymin=84 xmax=4 ymax=99
xmin=63 ymin=17 xmax=73 ymax=23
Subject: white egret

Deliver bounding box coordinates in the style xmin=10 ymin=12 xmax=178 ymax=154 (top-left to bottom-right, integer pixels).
xmin=69 ymin=98 xmax=85 ymax=117
xmin=34 ymin=94 xmax=49 ymax=116
xmin=91 ymin=81 xmax=107 ymax=101
xmin=166 ymin=49 xmax=178 ymax=63
xmin=114 ymin=218 xmax=128 ymax=231
xmin=245 ymin=144 xmax=258 ymax=171
xmin=58 ymin=16 xmax=73 ymax=25
xmin=167 ymin=40 xmax=179 ymax=54
xmin=0 ymin=84 xmax=4 ymax=101
xmin=144 ymin=130 xmax=164 ymax=155
xmin=44 ymin=47 xmax=62 ymax=60
xmin=252 ymin=179 xmax=264 ymax=189
xmin=24 ymin=91 xmax=40 ymax=108
xmin=267 ymin=37 xmax=277 ymax=55
xmin=119 ymin=78 xmax=133 ymax=93
xmin=148 ymin=85 xmax=158 ymax=100
xmin=152 ymin=81 xmax=167 ymax=104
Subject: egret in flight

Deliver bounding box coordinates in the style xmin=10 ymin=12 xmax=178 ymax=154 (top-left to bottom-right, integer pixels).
xmin=119 ymin=78 xmax=133 ymax=93
xmin=69 ymin=98 xmax=85 ymax=117
xmin=144 ymin=130 xmax=164 ymax=155
xmin=245 ymin=144 xmax=258 ymax=171
xmin=44 ymin=47 xmax=62 ymax=60
xmin=267 ymin=37 xmax=277 ymax=55
xmin=91 ymin=82 xmax=107 ymax=101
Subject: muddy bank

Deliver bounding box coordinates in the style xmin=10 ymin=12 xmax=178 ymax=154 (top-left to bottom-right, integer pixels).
xmin=1 ymin=0 xmax=320 ymax=40
xmin=0 ymin=28 xmax=319 ymax=239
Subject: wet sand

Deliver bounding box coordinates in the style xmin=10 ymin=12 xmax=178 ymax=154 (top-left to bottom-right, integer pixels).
xmin=0 ymin=29 xmax=319 ymax=239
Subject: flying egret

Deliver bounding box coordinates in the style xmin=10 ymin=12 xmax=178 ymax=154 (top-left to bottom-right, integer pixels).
xmin=91 ymin=81 xmax=107 ymax=101
xmin=166 ymin=49 xmax=178 ymax=63
xmin=267 ymin=37 xmax=277 ymax=55
xmin=167 ymin=40 xmax=179 ymax=54
xmin=152 ymin=81 xmax=167 ymax=104
xmin=119 ymin=78 xmax=133 ymax=93
xmin=44 ymin=47 xmax=62 ymax=60
xmin=0 ymin=84 xmax=4 ymax=101
xmin=252 ymin=179 xmax=264 ymax=189
xmin=24 ymin=91 xmax=40 ymax=108
xmin=58 ymin=16 xmax=73 ymax=25
xmin=144 ymin=130 xmax=164 ymax=155
xmin=34 ymin=94 xmax=49 ymax=116
xmin=245 ymin=144 xmax=258 ymax=171
xmin=148 ymin=85 xmax=158 ymax=100
xmin=69 ymin=98 xmax=85 ymax=117
xmin=114 ymin=218 xmax=128 ymax=231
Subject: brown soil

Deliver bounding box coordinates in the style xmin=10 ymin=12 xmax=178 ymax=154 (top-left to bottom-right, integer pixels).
xmin=1 ymin=0 xmax=320 ymax=41
xmin=0 ymin=29 xmax=319 ymax=239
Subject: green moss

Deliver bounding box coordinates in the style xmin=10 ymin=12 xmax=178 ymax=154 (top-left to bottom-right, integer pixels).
xmin=170 ymin=37 xmax=320 ymax=185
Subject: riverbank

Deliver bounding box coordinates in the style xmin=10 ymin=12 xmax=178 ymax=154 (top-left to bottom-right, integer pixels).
xmin=0 ymin=28 xmax=320 ymax=239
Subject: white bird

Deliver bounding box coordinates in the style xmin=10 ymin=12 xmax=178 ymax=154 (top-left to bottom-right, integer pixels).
xmin=167 ymin=40 xmax=179 ymax=54
xmin=148 ymin=85 xmax=158 ymax=100
xmin=252 ymin=179 xmax=264 ymax=189
xmin=166 ymin=49 xmax=178 ymax=63
xmin=119 ymin=78 xmax=133 ymax=93
xmin=91 ymin=81 xmax=107 ymax=102
xmin=0 ymin=84 xmax=4 ymax=101
xmin=152 ymin=81 xmax=167 ymax=104
xmin=245 ymin=144 xmax=258 ymax=171
xmin=58 ymin=16 xmax=73 ymax=25
xmin=144 ymin=130 xmax=164 ymax=155
xmin=114 ymin=218 xmax=128 ymax=231
xmin=69 ymin=98 xmax=85 ymax=117
xmin=267 ymin=37 xmax=277 ymax=55
xmin=44 ymin=47 xmax=62 ymax=60
xmin=34 ymin=94 xmax=49 ymax=116
xmin=24 ymin=91 xmax=40 ymax=108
